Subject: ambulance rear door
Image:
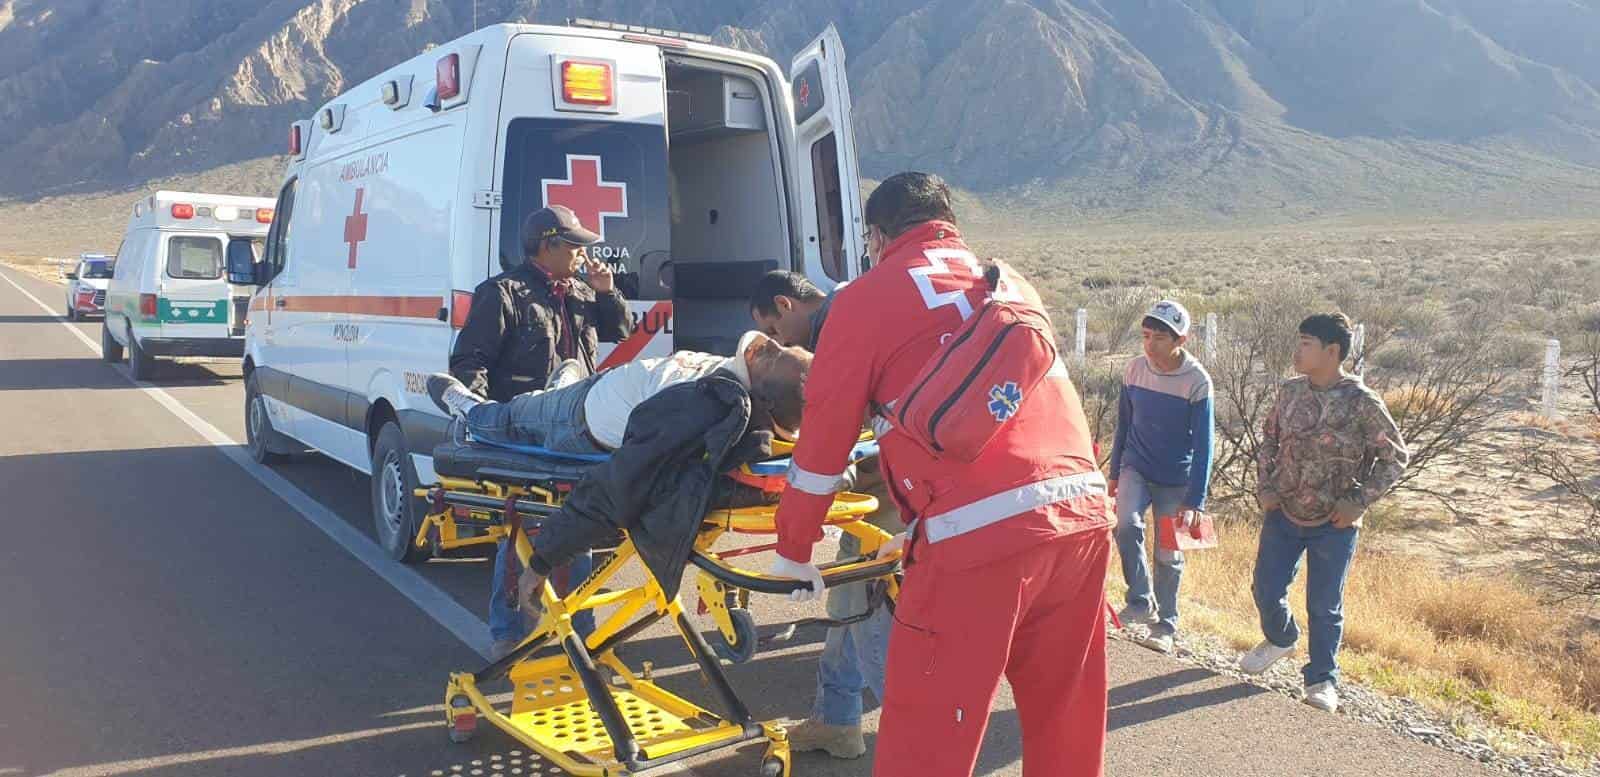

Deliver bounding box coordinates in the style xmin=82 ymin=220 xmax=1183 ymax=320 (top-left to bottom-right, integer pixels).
xmin=790 ymin=24 xmax=866 ymax=290
xmin=493 ymin=31 xmax=674 ymax=367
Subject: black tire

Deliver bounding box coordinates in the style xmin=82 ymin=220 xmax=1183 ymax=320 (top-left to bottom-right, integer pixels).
xmin=760 ymin=756 xmax=787 ymax=777
xmin=244 ymin=371 xmax=287 ymax=465
xmin=371 ymin=420 xmax=429 ymax=562
xmin=100 ymin=321 xmax=123 ymax=362
xmin=710 ymin=607 xmax=759 ymax=664
xmin=128 ymin=328 xmax=154 ymax=381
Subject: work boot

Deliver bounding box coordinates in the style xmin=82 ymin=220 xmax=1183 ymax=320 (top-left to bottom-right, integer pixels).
xmin=783 ymin=718 xmax=867 ymax=759
xmin=427 ymin=373 xmax=481 ymax=418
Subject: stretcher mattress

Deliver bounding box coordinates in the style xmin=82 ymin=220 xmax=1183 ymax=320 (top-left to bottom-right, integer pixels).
xmin=430 ymin=440 xmax=602 ymax=483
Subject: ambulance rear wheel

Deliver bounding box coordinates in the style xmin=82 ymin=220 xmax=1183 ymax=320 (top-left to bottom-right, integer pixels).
xmin=100 ymin=322 xmax=123 ymax=362
xmin=128 ymin=329 xmax=154 ymax=381
xmin=711 ymin=607 xmax=759 ymax=664
xmin=372 ymin=420 xmax=428 ymax=562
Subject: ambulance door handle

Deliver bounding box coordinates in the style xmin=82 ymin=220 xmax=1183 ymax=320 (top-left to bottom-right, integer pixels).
xmin=274 ymin=297 xmax=287 ymax=309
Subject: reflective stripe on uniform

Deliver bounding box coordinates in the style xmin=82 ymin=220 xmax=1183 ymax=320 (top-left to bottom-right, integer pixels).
xmin=922 ymin=470 xmax=1107 ymax=544
xmin=786 ymin=462 xmax=849 ymax=496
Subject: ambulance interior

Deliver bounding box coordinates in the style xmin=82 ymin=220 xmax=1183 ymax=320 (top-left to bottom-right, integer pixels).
xmin=659 ymin=57 xmax=790 ymax=355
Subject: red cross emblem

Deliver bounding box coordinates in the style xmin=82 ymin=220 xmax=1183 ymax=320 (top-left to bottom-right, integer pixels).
xmin=344 ymin=187 xmax=369 ymax=269
xmin=542 ymin=155 xmax=627 ymax=240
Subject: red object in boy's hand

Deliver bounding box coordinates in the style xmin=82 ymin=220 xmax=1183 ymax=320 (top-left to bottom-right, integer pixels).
xmin=1157 ymin=512 xmax=1218 ymax=552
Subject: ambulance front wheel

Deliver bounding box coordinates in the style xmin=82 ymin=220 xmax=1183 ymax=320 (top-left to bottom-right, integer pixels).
xmin=710 ymin=607 xmax=759 ymax=664
xmin=372 ymin=420 xmax=429 ymax=562
xmin=245 ymin=371 xmax=287 ymax=465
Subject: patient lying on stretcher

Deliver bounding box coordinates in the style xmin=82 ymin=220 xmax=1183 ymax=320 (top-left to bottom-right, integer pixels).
xmin=427 ymin=330 xmax=806 ymax=455
xmin=427 ymin=331 xmax=813 ymax=617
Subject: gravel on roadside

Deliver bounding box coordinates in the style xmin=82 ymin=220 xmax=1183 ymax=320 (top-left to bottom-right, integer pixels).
xmin=1114 ymin=626 xmax=1598 ymax=777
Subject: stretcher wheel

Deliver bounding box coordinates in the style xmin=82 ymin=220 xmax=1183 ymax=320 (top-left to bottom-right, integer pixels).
xmin=710 ymin=607 xmax=759 ymax=664
xmin=447 ymin=695 xmax=477 ymax=743
xmin=761 ymin=756 xmax=787 ymax=777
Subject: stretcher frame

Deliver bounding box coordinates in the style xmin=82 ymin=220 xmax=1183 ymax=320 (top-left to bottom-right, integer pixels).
xmin=418 ymin=464 xmax=900 ymax=776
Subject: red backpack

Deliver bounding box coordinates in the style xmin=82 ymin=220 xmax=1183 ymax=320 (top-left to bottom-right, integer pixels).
xmin=890 ymin=261 xmax=1062 ymax=462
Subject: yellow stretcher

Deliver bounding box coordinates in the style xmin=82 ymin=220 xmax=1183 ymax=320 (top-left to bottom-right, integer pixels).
xmin=416 ymin=438 xmax=900 ymax=776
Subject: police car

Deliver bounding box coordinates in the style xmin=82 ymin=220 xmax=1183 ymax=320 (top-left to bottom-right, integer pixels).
xmin=64 ymin=252 xmax=115 ymax=320
xmin=102 ymin=191 xmax=274 ymax=380
xmin=228 ymin=19 xmax=867 ymax=560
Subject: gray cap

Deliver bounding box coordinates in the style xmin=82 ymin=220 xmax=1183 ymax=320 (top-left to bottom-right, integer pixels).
xmin=524 ymin=205 xmax=602 ymax=247
xmin=1144 ymin=299 xmax=1192 ymax=337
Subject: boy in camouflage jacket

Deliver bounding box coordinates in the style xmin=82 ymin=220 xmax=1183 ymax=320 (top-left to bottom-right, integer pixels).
xmin=1239 ymin=313 xmax=1409 ymax=714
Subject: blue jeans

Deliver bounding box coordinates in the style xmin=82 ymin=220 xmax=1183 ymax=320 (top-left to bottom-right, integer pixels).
xmin=1114 ymin=467 xmax=1187 ymax=633
xmin=464 ymin=374 xmax=604 ymax=453
xmin=1252 ymin=509 xmax=1360 ymax=687
xmin=489 ymin=538 xmax=595 ymax=642
xmin=475 ymin=375 xmax=605 ymax=644
xmin=813 ymin=530 xmax=891 ymax=726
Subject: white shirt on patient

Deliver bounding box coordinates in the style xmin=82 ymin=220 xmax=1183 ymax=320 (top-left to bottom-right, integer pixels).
xmin=581 ymin=330 xmax=761 ymax=449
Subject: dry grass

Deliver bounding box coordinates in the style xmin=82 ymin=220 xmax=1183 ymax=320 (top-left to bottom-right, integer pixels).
xmin=1113 ymin=516 xmax=1600 ymax=762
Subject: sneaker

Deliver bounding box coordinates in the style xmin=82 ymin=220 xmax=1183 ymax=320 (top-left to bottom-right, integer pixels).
xmin=546 ymin=358 xmax=587 ymax=390
xmin=783 ymin=718 xmax=867 ymax=760
xmin=490 ymin=638 xmax=523 ymax=662
xmin=1117 ymin=604 xmax=1159 ymax=628
xmin=1304 ymin=681 xmax=1339 ymax=712
xmin=1138 ymin=628 xmax=1175 ymax=654
xmin=1239 ymin=640 xmax=1295 ymax=675
xmin=427 ymin=373 xmax=481 ymax=418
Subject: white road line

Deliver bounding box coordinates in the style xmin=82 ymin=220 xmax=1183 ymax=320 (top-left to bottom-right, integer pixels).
xmin=0 ymin=269 xmax=494 ymax=660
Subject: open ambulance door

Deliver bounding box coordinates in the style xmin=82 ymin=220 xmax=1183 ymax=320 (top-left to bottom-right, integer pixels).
xmin=790 ymin=25 xmax=866 ymax=290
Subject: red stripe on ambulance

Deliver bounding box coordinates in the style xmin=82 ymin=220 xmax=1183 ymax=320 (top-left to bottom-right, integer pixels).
xmin=597 ymin=301 xmax=673 ymax=370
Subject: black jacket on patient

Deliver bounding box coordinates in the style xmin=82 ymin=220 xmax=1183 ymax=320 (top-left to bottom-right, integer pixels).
xmin=530 ymin=369 xmax=776 ymax=598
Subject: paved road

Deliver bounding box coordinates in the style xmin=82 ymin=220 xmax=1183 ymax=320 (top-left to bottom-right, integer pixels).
xmin=0 ymin=265 xmax=1498 ymax=777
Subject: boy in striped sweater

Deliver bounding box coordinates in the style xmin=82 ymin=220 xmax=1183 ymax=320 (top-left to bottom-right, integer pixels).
xmin=1108 ymin=300 xmax=1215 ymax=653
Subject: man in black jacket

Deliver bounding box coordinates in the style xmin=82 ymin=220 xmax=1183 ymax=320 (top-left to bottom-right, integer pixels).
xmin=450 ymin=205 xmax=630 ymax=401
xmin=449 ymin=204 xmax=630 ymax=658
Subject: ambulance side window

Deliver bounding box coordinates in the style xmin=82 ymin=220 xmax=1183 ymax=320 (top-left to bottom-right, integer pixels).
xmin=810 ymin=133 xmax=847 ymax=283
xmin=263 ymin=178 xmax=298 ymax=279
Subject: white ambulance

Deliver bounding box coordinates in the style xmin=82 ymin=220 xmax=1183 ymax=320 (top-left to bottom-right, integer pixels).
xmin=103 ymin=191 xmax=274 ymax=380
xmin=231 ymin=19 xmax=866 ymax=560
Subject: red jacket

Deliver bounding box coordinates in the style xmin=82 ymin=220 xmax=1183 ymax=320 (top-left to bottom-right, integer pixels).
xmin=776 ymin=222 xmax=1110 ymax=570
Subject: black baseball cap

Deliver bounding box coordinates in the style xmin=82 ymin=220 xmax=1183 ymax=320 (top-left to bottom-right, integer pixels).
xmin=523 ymin=205 xmax=602 ymax=247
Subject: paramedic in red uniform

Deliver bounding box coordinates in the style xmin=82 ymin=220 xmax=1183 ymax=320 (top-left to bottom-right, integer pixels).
xmin=769 ymin=172 xmax=1112 ymax=777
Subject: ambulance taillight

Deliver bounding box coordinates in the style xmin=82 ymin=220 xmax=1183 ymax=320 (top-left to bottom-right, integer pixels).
xmin=450 ymin=290 xmax=474 ymax=329
xmin=561 ymin=60 xmax=614 ymax=106
xmin=436 ymin=53 xmax=461 ymax=101
xmin=287 ymin=124 xmax=302 ymax=156
xmin=171 ymin=203 xmax=195 ymax=220
xmin=256 ymin=208 xmax=274 ymax=224
xmin=138 ymin=293 xmax=158 ymax=320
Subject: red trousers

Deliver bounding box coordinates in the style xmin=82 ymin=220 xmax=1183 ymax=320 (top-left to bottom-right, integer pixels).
xmin=874 ymin=529 xmax=1110 ymax=777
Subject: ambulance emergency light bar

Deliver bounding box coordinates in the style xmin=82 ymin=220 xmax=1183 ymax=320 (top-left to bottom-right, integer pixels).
xmin=567 ymin=17 xmax=713 ymax=45
xmin=167 ymin=202 xmax=272 ymax=223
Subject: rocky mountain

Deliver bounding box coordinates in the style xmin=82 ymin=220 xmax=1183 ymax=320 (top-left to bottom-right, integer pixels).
xmin=2 ymin=0 xmax=1598 ymax=221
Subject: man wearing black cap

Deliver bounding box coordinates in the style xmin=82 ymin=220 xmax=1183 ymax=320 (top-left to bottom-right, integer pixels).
xmin=450 ymin=205 xmax=630 ymax=658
